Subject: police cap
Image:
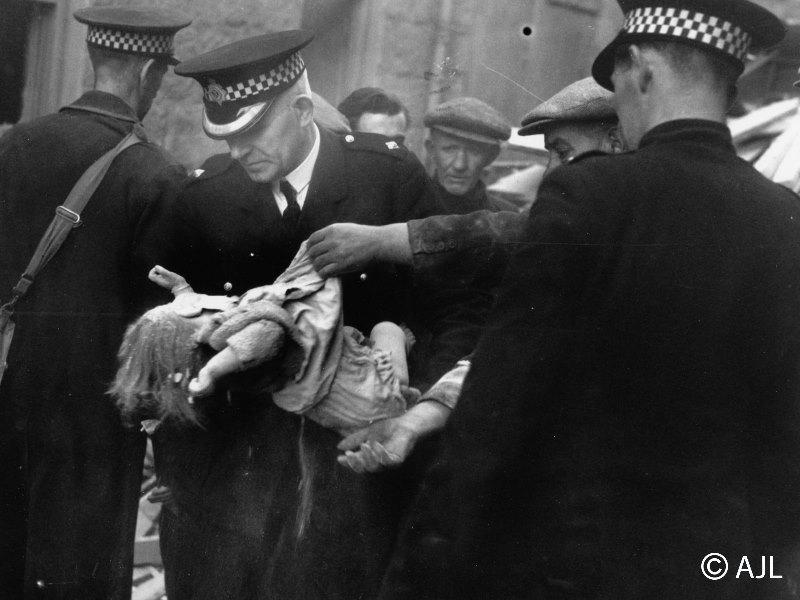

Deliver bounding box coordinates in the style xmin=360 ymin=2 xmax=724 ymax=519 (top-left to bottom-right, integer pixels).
xmin=175 ymin=30 xmax=314 ymax=139
xmin=424 ymin=97 xmax=511 ymax=146
xmin=592 ymin=0 xmax=785 ymax=90
xmin=73 ymin=6 xmax=191 ymax=66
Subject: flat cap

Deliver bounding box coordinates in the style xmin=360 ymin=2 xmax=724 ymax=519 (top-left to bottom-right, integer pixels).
xmin=175 ymin=30 xmax=314 ymax=139
xmin=592 ymin=0 xmax=785 ymax=90
xmin=74 ymin=6 xmax=191 ymax=66
xmin=424 ymin=97 xmax=511 ymax=145
xmin=519 ymin=78 xmax=616 ymax=136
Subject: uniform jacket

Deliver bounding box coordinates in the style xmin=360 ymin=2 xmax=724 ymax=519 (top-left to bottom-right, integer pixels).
xmin=0 ymin=91 xmax=185 ymax=599
xmin=154 ymin=127 xmax=489 ymax=600
xmin=383 ymin=120 xmax=800 ymax=600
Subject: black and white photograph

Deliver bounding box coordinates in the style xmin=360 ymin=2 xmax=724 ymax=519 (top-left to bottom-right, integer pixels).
xmin=2 ymin=1 xmax=800 ymax=599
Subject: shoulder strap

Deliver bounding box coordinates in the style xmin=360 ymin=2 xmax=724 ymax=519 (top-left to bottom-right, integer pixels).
xmin=5 ymin=124 xmax=147 ymax=305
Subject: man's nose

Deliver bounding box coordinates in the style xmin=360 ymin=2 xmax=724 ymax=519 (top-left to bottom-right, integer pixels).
xmin=227 ymin=138 xmax=247 ymax=161
xmin=452 ymin=148 xmax=468 ymax=170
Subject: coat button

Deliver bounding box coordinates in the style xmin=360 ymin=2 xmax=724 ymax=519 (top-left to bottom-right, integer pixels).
xmin=223 ymin=282 xmax=233 ymax=292
xmin=359 ymin=273 xmax=368 ymax=282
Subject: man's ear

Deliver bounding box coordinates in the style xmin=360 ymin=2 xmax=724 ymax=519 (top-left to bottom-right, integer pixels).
xmin=628 ymin=45 xmax=653 ymax=93
xmin=139 ymin=58 xmax=156 ymax=88
xmin=292 ymin=94 xmax=315 ymax=127
xmin=605 ymin=125 xmax=626 ymax=153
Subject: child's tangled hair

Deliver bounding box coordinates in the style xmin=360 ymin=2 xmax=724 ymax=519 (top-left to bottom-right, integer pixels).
xmin=110 ymin=305 xmax=210 ymax=427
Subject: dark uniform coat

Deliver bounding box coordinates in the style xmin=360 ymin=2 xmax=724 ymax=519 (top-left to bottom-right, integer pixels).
xmin=0 ymin=91 xmax=185 ymax=599
xmin=382 ymin=120 xmax=800 ymax=600
xmin=154 ymin=127 xmax=489 ymax=600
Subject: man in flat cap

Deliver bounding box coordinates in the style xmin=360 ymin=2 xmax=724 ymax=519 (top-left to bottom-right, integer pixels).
xmin=0 ymin=6 xmax=190 ymax=599
xmin=151 ymin=30 xmax=487 ymax=600
xmin=424 ymin=97 xmax=516 ymax=214
xmin=380 ymin=1 xmax=800 ymax=599
xmin=308 ymin=77 xmax=624 ymax=287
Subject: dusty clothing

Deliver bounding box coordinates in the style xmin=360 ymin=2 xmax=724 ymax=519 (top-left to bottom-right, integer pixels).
xmin=384 ymin=120 xmax=800 ymax=600
xmin=408 ymin=208 xmax=526 ymax=288
xmin=417 ymin=359 xmax=470 ymax=410
xmin=0 ymin=91 xmax=185 ymax=599
xmin=232 ymin=243 xmax=408 ymax=434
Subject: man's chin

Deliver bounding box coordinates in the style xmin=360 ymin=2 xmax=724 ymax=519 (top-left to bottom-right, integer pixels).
xmin=241 ymin=165 xmax=278 ymax=184
xmin=443 ymin=180 xmax=472 ymax=196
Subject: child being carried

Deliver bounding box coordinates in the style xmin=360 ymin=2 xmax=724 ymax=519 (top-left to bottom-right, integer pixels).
xmin=111 ymin=242 xmax=416 ymax=467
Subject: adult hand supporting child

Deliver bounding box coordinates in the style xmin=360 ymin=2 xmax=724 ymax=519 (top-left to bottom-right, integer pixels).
xmin=337 ymin=399 xmax=451 ymax=473
xmin=307 ymin=222 xmax=412 ymax=278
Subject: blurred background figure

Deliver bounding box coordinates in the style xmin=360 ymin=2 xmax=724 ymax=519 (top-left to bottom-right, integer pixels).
xmin=337 ymin=86 xmax=410 ymax=142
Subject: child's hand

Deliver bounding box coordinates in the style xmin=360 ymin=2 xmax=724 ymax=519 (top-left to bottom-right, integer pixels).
xmin=187 ymin=367 xmax=216 ymax=397
xmin=149 ymin=265 xmax=192 ymax=295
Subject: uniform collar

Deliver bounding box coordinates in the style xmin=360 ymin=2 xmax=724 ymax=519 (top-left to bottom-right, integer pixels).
xmin=61 ymin=90 xmax=140 ymax=124
xmin=638 ymin=119 xmax=734 ymax=153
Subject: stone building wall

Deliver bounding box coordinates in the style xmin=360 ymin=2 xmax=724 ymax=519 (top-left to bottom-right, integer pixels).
xmin=23 ymin=0 xmax=797 ymax=169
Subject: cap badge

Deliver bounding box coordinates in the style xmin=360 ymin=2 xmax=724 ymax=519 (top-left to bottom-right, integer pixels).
xmin=385 ymin=141 xmax=399 ymax=149
xmin=204 ymin=80 xmax=227 ymax=106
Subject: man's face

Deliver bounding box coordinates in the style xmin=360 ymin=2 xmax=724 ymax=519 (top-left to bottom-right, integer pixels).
xmin=355 ymin=111 xmax=408 ymax=142
xmin=543 ymin=122 xmax=611 ymax=174
xmin=226 ymin=95 xmax=304 ymax=183
xmin=426 ymin=129 xmax=498 ymax=196
xmin=610 ymin=46 xmax=646 ymax=150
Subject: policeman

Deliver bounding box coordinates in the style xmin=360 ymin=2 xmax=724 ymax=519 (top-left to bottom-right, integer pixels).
xmin=152 ymin=30 xmax=488 ymax=600
xmin=0 ymin=6 xmax=189 ymax=599
xmin=384 ymin=0 xmax=800 ymax=598
xmin=423 ymin=96 xmax=514 ymax=213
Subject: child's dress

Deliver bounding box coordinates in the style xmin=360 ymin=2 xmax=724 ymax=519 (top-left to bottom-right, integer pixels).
xmin=209 ymin=241 xmax=408 ymax=435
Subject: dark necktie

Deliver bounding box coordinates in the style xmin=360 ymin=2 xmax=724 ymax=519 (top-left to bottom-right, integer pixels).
xmin=280 ymin=179 xmax=301 ymax=230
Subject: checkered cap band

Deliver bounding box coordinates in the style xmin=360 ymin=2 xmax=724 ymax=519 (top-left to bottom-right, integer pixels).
xmin=210 ymin=52 xmax=305 ymax=104
xmin=87 ymin=25 xmax=174 ymax=56
xmin=624 ymin=7 xmax=752 ymax=61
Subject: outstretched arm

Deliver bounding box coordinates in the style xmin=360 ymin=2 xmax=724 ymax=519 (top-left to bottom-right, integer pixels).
xmin=337 ymin=400 xmax=451 ymax=473
xmin=307 ymin=222 xmax=412 ymax=278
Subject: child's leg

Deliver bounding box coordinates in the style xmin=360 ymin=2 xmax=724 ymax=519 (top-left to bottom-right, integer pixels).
xmin=370 ymin=321 xmax=409 ymax=387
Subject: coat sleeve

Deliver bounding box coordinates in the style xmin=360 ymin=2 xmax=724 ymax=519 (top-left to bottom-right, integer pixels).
xmin=407 ymin=209 xmax=527 ymax=287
